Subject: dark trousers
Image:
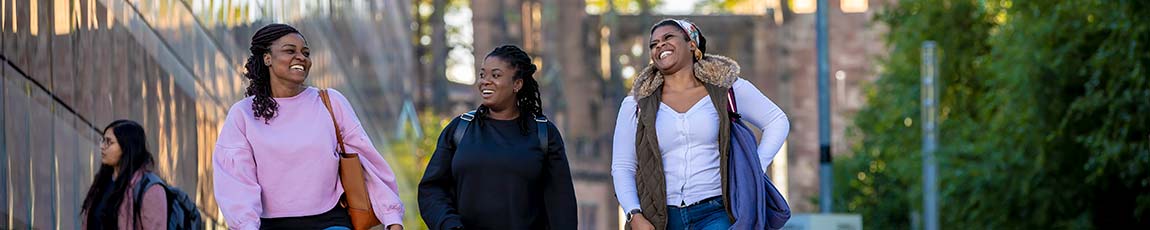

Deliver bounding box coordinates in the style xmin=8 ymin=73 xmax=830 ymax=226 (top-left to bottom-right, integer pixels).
xmin=260 ymin=203 xmax=352 ymax=230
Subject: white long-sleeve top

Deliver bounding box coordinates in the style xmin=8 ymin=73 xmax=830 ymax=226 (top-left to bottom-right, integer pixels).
xmin=611 ymin=78 xmax=790 ymax=212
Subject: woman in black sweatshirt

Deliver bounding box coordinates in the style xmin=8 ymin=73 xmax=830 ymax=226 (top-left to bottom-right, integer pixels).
xmin=418 ymin=45 xmax=577 ymax=230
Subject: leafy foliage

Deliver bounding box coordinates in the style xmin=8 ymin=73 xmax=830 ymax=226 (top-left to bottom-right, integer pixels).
xmin=836 ymin=0 xmax=1150 ymax=228
xmin=386 ymin=111 xmax=453 ymax=230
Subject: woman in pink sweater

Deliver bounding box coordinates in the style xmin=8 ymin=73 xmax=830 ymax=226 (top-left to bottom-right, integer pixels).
xmin=212 ymin=24 xmax=404 ymax=230
xmin=81 ymin=120 xmax=167 ymax=230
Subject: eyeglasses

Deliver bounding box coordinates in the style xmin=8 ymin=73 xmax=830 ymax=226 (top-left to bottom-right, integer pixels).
xmin=99 ymin=138 xmax=116 ymax=148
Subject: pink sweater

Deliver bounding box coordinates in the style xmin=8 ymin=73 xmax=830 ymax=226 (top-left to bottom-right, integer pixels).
xmin=213 ymin=87 xmax=404 ymax=229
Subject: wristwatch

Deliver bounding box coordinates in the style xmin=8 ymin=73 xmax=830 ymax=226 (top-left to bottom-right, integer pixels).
xmin=625 ymin=209 xmax=643 ymax=223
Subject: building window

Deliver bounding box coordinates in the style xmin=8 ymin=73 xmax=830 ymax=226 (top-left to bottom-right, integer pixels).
xmin=791 ymin=0 xmax=817 ymax=14
xmin=842 ymin=0 xmax=869 ymax=13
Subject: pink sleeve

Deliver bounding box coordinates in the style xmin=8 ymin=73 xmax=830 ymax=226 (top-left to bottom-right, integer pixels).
xmin=212 ymin=105 xmax=263 ymax=230
xmin=329 ymin=90 xmax=406 ymax=228
xmin=140 ymin=186 xmax=169 ymax=230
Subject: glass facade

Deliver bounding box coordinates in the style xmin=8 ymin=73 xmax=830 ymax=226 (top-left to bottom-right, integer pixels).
xmin=1 ymin=0 xmax=413 ymax=228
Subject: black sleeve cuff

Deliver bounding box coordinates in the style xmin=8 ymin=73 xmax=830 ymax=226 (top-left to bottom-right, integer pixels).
xmin=439 ymin=215 xmax=463 ymax=230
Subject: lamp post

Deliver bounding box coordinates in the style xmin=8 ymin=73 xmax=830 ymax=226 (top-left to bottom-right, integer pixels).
xmin=921 ymin=41 xmax=939 ymax=230
xmin=816 ymin=0 xmax=833 ymax=214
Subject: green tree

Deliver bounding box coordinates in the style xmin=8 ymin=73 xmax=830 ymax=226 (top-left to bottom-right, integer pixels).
xmin=836 ymin=0 xmax=1149 ymax=228
xmin=386 ymin=111 xmax=453 ymax=230
xmin=412 ymin=0 xmax=470 ymax=113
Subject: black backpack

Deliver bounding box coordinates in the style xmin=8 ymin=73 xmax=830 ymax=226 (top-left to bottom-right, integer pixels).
xmin=453 ymin=110 xmax=549 ymax=151
xmin=133 ymin=173 xmax=204 ymax=230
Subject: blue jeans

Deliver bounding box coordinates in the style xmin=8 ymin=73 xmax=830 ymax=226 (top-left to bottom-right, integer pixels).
xmin=666 ymin=196 xmax=732 ymax=230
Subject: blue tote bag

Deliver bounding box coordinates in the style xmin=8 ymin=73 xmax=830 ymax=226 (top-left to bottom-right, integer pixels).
xmin=726 ymin=89 xmax=791 ymax=230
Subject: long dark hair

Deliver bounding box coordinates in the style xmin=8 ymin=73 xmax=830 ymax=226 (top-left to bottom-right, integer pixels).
xmin=81 ymin=120 xmax=156 ymax=229
xmin=478 ymin=45 xmax=544 ymax=134
xmin=244 ymin=23 xmax=303 ymax=123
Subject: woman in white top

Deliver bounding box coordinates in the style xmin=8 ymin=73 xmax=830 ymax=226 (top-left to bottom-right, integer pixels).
xmin=611 ymin=19 xmax=790 ymax=230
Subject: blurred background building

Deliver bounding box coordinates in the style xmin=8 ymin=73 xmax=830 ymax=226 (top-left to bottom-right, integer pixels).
xmin=1 ymin=0 xmax=415 ymax=228
xmin=465 ymin=1 xmax=888 ymax=229
xmin=1 ymin=0 xmax=893 ymax=229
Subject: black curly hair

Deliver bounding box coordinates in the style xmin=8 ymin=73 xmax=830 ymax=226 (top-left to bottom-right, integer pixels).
xmin=243 ymin=23 xmax=303 ymax=123
xmin=477 ymin=45 xmax=545 ymax=134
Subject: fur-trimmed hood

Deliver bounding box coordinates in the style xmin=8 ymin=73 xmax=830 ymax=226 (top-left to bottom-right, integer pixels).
xmin=630 ymin=54 xmax=741 ymax=99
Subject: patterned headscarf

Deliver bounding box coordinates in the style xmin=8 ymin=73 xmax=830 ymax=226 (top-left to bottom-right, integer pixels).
xmin=672 ymin=19 xmax=701 ymax=45
xmin=672 ymin=19 xmax=704 ymax=60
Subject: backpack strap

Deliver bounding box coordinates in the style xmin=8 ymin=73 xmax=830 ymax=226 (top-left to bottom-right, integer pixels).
xmin=133 ymin=173 xmax=166 ymax=204
xmin=452 ymin=110 xmax=477 ymax=147
xmin=452 ymin=110 xmax=550 ymax=153
xmin=726 ymin=88 xmax=741 ymax=120
xmin=534 ymin=114 xmax=549 ymax=153
xmin=132 ymin=173 xmax=167 ymax=226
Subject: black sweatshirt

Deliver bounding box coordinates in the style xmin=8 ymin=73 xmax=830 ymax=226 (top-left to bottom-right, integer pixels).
xmin=418 ymin=116 xmax=578 ymax=230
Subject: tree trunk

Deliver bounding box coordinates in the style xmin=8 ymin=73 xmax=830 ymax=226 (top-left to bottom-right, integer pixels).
xmin=430 ymin=0 xmax=450 ymax=113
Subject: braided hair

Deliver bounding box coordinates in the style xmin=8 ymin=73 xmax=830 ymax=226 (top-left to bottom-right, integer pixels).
xmin=477 ymin=45 xmax=544 ymax=134
xmin=243 ymin=24 xmax=302 ymax=123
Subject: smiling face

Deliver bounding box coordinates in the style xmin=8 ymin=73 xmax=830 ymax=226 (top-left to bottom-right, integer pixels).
xmin=649 ymin=25 xmax=695 ymax=74
xmin=264 ymin=33 xmax=311 ymax=86
xmin=477 ymin=56 xmax=523 ymax=111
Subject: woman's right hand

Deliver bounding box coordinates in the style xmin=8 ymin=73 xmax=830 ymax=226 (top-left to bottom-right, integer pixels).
xmin=629 ymin=214 xmax=655 ymax=230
